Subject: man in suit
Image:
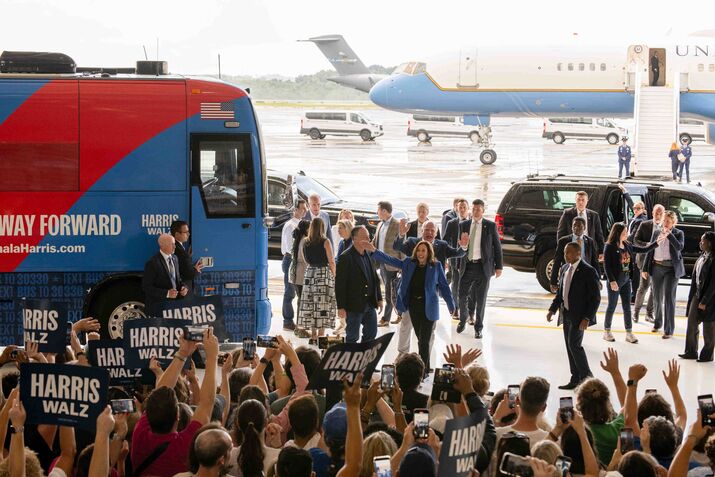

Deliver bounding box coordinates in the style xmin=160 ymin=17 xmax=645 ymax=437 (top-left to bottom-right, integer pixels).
xmin=626 ymin=199 xmax=648 ymax=303
xmin=456 ymin=199 xmax=503 ymax=339
xmin=441 ymin=197 xmax=464 ymax=239
xmin=373 ymin=201 xmax=403 ymax=327
xmin=444 ymin=198 xmax=474 ymax=321
xmin=681 ymin=231 xmax=715 ymax=362
xmin=556 ymin=190 xmax=605 ymax=260
xmin=547 ymin=242 xmax=601 ymax=390
xmin=617 ymin=137 xmax=632 ymax=179
xmin=550 ymin=217 xmax=599 ymax=292
xmin=336 ymin=226 xmax=383 ymax=343
xmin=170 ymin=220 xmax=203 ymax=293
xmin=304 ymin=193 xmax=333 ymax=244
xmin=643 ymin=210 xmax=685 ymax=339
xmin=142 ymin=234 xmax=188 ymax=316
xmin=406 ymin=202 xmax=440 ymax=240
xmin=633 ymin=204 xmax=665 ymax=323
xmin=650 ymin=51 xmax=660 ymax=86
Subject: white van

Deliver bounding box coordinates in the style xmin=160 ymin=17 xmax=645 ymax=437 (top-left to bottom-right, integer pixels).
xmin=543 ymin=118 xmax=627 ymax=144
xmin=300 ymin=111 xmax=383 ymax=141
xmin=407 ymin=114 xmax=481 ymax=143
xmin=679 ymin=119 xmax=705 ymax=144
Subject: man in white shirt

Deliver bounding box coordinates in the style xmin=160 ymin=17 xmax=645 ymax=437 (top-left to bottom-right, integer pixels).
xmin=281 ymin=199 xmax=308 ymax=331
xmin=372 ymin=201 xmax=403 ymax=327
xmin=142 ymin=234 xmax=188 ymax=315
xmin=304 ymin=194 xmax=333 ymax=244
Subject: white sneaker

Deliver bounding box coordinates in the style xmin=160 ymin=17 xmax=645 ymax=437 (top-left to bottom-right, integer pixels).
xmin=625 ymin=331 xmax=639 ymax=344
xmin=603 ymin=330 xmax=615 ymax=342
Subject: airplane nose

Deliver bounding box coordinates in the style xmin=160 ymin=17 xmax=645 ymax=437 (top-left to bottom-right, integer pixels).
xmin=369 ymin=77 xmax=391 ymax=107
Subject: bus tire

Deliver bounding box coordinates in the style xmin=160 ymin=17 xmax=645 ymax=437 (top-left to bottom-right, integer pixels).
xmin=417 ymin=131 xmax=430 ymax=143
xmin=679 ymin=133 xmax=692 ymax=145
xmin=479 ymin=149 xmax=497 ymax=165
xmin=88 ymin=280 xmax=147 ymax=339
xmin=309 ymin=129 xmax=322 ymax=140
xmin=360 ymin=129 xmax=373 ymax=141
xmin=536 ymin=251 xmax=555 ymax=292
xmin=469 ymin=131 xmax=480 ymax=143
xmin=552 ymin=132 xmax=565 ymax=144
xmin=607 ymin=133 xmax=619 ymax=145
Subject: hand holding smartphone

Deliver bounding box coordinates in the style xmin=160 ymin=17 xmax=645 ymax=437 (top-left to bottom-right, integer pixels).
xmin=507 ymin=384 xmax=520 ymax=408
xmin=698 ymin=394 xmax=714 ymax=426
xmin=620 ymin=427 xmax=634 ymax=452
xmin=413 ymin=408 xmax=429 ymax=439
xmin=381 ymin=364 xmax=395 ymax=392
xmin=242 ymin=338 xmax=256 ymax=360
xmin=373 ymin=455 xmax=392 ymax=477
xmin=110 ymin=399 xmax=136 ymax=414
xmin=559 ymin=396 xmax=574 ymax=423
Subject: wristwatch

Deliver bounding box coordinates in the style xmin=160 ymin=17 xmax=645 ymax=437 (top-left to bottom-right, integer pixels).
xmin=9 ymin=425 xmax=23 ymax=434
xmin=259 ymin=357 xmax=269 ymax=365
xmin=627 ymin=379 xmax=637 ymax=387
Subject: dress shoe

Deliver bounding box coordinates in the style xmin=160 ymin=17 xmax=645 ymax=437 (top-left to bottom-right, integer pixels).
xmin=645 ymin=315 xmax=655 ymax=323
xmin=633 ymin=313 xmax=639 ymax=323
xmin=662 ymin=334 xmax=672 ymax=340
xmin=474 ymin=331 xmax=483 ymax=339
xmin=391 ymin=315 xmax=402 ymax=325
xmin=678 ymin=353 xmax=698 ymax=360
xmin=651 ymin=327 xmax=660 ymax=333
xmin=697 ymin=357 xmax=713 ymax=363
xmin=468 ymin=316 xmax=475 ymax=326
xmin=456 ymin=322 xmax=465 ymax=334
xmin=451 ymin=313 xmax=460 ymax=321
xmin=377 ymin=320 xmax=390 ymax=328
xmin=283 ymin=323 xmax=296 ymax=331
xmin=558 ymin=382 xmax=578 ymax=390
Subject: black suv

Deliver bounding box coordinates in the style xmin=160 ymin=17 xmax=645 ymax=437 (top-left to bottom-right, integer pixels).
xmin=497 ymin=174 xmax=715 ymax=291
xmin=266 ymin=170 xmax=406 ymax=258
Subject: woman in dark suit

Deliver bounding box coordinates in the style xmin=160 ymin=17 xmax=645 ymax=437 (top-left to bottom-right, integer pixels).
xmin=681 ymin=232 xmax=715 ymax=362
xmin=602 ymin=222 xmax=663 ymax=344
xmin=364 ymin=239 xmax=454 ymax=373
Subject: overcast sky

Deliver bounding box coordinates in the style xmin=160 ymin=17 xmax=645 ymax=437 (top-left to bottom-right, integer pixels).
xmin=2 ymin=0 xmax=715 ymax=77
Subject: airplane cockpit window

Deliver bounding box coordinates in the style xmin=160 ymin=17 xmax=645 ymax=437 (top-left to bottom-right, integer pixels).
xmin=399 ymin=62 xmax=427 ymax=75
xmin=412 ymin=62 xmax=426 ymax=74
xmin=393 ymin=63 xmax=409 ymax=75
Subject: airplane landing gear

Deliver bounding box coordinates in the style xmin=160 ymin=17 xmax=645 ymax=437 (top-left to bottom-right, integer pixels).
xmin=474 ymin=125 xmax=497 ymax=164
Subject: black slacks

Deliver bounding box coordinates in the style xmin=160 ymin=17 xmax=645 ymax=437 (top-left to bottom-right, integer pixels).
xmin=563 ymin=314 xmax=592 ymax=384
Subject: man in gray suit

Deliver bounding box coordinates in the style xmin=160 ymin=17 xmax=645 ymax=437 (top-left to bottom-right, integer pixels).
xmin=372 ymin=201 xmax=403 ymax=327
xmin=304 ymin=193 xmax=333 ymax=244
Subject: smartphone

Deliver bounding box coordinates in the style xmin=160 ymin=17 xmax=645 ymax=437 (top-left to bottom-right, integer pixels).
xmin=242 ymin=338 xmax=256 ymax=360
xmin=620 ymin=427 xmax=634 ymax=453
xmin=499 ymin=452 xmax=533 ymax=477
xmin=484 ymin=391 xmax=495 ymax=407
xmin=507 ymin=384 xmax=520 ymax=408
xmin=217 ymin=353 xmax=228 ymax=366
xmin=559 ymin=396 xmax=574 ymax=423
xmin=554 ymin=455 xmax=572 ymax=476
xmin=413 ymin=408 xmax=429 ymax=439
xmin=9 ymin=348 xmax=25 ymax=361
xmin=110 ymin=399 xmax=136 ymax=414
xmin=256 ymin=335 xmax=279 ymax=348
xmin=646 ymin=388 xmax=658 ymax=395
xmin=199 ymin=257 xmax=214 ymax=268
xmin=184 ymin=325 xmax=206 ymax=342
xmin=373 ymin=455 xmax=392 ymax=477
xmin=381 ymin=364 xmax=395 ymax=392
xmin=698 ymin=394 xmax=715 ymax=426
xmin=433 ymin=368 xmax=455 ymax=386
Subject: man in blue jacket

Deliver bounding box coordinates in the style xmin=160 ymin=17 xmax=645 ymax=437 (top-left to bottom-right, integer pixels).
xmin=618 ymin=137 xmax=631 ymax=178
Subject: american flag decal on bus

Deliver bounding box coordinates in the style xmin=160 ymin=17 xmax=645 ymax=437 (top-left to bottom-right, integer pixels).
xmin=200 ymin=102 xmax=235 ymax=119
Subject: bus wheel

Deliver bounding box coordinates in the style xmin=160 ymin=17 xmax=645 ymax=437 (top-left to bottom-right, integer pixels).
xmin=479 ymin=149 xmax=497 ymax=165
xmin=360 ymin=129 xmax=373 ymax=141
xmin=88 ymin=281 xmax=147 ymax=339
xmin=607 ymin=133 xmax=619 ymax=145
xmin=552 ymin=132 xmax=565 ymax=144
xmin=309 ymin=129 xmax=322 ymax=140
xmin=417 ymin=131 xmax=430 ymax=143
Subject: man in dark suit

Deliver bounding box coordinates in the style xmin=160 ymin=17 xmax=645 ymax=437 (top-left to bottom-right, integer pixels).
xmin=456 ymin=199 xmax=503 ymax=339
xmin=394 ymin=219 xmax=467 ymax=268
xmin=547 ymin=242 xmax=601 ymax=390
xmin=142 ymin=233 xmax=188 ymax=316
xmin=336 ymin=226 xmax=384 ymax=343
xmin=681 ymin=231 xmax=715 ymax=362
xmin=642 ymin=210 xmax=685 ymax=339
xmin=633 ymin=204 xmax=666 ymax=322
xmin=304 ymin=193 xmax=333 ymax=244
xmin=406 ymin=202 xmax=440 ymax=240
xmin=556 ymin=190 xmax=605 ymax=260
xmin=440 ymin=197 xmax=463 ymax=239
xmin=550 ymin=217 xmax=599 ymax=292
xmin=444 ymin=199 xmax=474 ymax=321
xmin=170 ymin=220 xmax=203 ymax=292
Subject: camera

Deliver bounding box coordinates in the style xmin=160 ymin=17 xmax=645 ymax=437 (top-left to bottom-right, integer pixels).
xmin=110 ymin=399 xmax=136 ymax=414
xmin=318 ymin=336 xmax=344 ymax=350
xmin=256 ymin=335 xmax=279 ymax=348
xmin=217 ymin=353 xmax=229 ymax=366
xmin=184 ymin=325 xmax=206 ymax=342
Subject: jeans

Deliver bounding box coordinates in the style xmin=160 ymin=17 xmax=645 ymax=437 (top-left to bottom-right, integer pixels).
xmin=410 ymin=303 xmax=435 ymax=371
xmin=379 ymin=265 xmax=398 ymax=321
xmin=563 ymin=316 xmax=592 ymax=384
xmin=651 ymin=264 xmax=677 ymax=336
xmin=671 ymin=158 xmax=680 ymax=180
xmin=618 ymin=159 xmax=631 ymax=178
xmin=604 ymin=278 xmax=633 ymax=331
xmin=677 ymin=158 xmax=691 ymax=182
xmin=281 ymin=254 xmax=295 ymax=325
xmin=346 ymin=306 xmax=378 ymax=343
xmin=684 ymin=302 xmax=715 ymax=360
xmin=458 ymin=262 xmax=491 ymax=332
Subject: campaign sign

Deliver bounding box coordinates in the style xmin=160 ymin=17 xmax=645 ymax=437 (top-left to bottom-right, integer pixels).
xmin=307 ymin=333 xmax=393 ymax=390
xmin=123 ymin=317 xmax=192 ymax=368
xmin=158 ymin=295 xmax=227 ymax=341
xmin=20 ymin=363 xmax=109 ymax=430
xmin=87 ymin=339 xmax=143 ymax=386
xmin=19 ymin=299 xmax=70 ymax=353
xmin=437 ymin=409 xmax=488 ymax=477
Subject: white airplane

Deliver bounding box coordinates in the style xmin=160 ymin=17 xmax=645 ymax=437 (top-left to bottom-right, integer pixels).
xmin=368 ymin=42 xmax=715 ymax=167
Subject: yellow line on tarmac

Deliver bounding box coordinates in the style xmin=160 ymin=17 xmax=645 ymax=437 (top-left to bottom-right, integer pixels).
xmin=492 ymin=322 xmax=686 ymax=339
xmin=493 ymin=306 xmax=688 ymax=320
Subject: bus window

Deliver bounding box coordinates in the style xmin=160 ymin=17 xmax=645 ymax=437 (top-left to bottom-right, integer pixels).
xmin=193 ymin=135 xmax=255 ymax=218
xmin=557 ymin=63 xmax=562 ymax=71
xmin=589 ymin=63 xmax=595 ymax=71
xmin=600 ymin=63 xmax=607 ymax=71
xmin=568 ymin=63 xmax=574 ymax=71
xmin=579 ymin=63 xmax=585 ymax=71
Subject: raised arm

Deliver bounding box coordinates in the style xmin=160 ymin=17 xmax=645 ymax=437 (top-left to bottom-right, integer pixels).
xmin=369 ymin=248 xmax=404 ymax=270
xmin=53 ymin=425 xmax=77 ymax=477
xmin=662 ymin=359 xmax=687 ymax=431
xmin=600 ymin=348 xmax=627 ymax=407
xmin=669 ymin=409 xmax=711 ymax=477
xmin=337 ymin=374 xmax=363 ymax=477
xmin=625 ymin=364 xmax=647 ymax=436
xmin=192 ymin=327 xmax=219 ymax=425
xmin=89 ymin=406 xmax=114 ymax=477
xmin=155 ymin=335 xmax=198 ymax=390
xmin=8 ymin=398 xmax=26 ymax=477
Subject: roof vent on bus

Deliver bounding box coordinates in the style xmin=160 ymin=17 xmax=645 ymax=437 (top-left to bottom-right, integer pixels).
xmin=136 ymin=60 xmax=168 ymax=75
xmin=0 ymin=51 xmax=76 ymax=74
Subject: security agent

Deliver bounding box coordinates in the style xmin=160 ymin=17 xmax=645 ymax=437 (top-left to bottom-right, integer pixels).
xmin=618 ymin=137 xmax=632 ymax=178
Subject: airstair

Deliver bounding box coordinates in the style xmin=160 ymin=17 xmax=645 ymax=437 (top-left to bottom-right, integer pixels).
xmin=633 ymin=86 xmax=679 ymax=174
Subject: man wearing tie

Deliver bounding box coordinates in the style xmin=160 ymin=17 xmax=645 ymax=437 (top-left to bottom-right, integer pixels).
xmin=556 ymin=190 xmax=605 ymax=260
xmin=456 ymin=199 xmax=503 ymax=339
xmin=547 ymin=242 xmax=601 ymax=390
xmin=170 ymin=220 xmax=203 ymax=293
xmin=142 ymin=233 xmax=188 ymax=316
xmin=550 ymin=217 xmax=599 ymax=293
xmin=618 ymin=137 xmax=631 ymax=178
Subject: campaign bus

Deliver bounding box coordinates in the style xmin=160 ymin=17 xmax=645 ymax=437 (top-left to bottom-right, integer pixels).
xmin=0 ymin=51 xmax=272 ymax=343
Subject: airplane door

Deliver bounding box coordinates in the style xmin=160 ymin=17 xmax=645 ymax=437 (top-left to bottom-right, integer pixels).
xmin=458 ymin=48 xmax=478 ymax=87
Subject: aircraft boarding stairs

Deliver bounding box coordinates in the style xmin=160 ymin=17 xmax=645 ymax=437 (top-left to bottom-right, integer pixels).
xmin=633 ymin=86 xmax=679 ymax=175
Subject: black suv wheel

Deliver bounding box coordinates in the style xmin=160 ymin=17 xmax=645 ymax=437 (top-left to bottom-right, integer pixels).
xmin=536 ymin=251 xmax=555 ymax=292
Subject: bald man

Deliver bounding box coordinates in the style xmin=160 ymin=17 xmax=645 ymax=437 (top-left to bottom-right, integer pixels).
xmin=142 ymin=233 xmax=188 ymax=315
xmin=194 ymin=428 xmax=233 ymax=477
